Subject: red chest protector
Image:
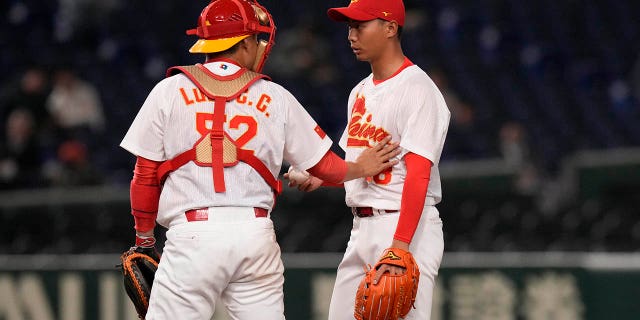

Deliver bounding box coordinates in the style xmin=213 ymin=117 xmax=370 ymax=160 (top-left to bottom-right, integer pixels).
xmin=157 ymin=63 xmax=282 ymax=195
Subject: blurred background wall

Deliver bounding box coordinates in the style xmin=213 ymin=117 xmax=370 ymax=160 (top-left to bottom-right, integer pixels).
xmin=1 ymin=0 xmax=639 ymax=319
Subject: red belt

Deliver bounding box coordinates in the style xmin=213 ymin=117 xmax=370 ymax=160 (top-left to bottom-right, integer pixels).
xmin=352 ymin=207 xmax=398 ymax=217
xmin=185 ymin=207 xmax=268 ymax=221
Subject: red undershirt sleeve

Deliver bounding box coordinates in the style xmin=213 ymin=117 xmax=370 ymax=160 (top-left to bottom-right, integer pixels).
xmin=130 ymin=156 xmax=162 ymax=233
xmin=307 ymin=151 xmax=347 ymax=187
xmin=394 ymin=152 xmax=432 ymax=244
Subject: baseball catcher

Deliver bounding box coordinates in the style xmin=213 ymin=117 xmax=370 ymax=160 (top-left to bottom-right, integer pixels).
xmin=119 ymin=240 xmax=160 ymax=319
xmin=354 ymin=248 xmax=420 ymax=320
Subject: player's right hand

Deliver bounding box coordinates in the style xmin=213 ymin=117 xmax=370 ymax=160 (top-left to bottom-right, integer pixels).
xmin=285 ymin=168 xmax=324 ymax=192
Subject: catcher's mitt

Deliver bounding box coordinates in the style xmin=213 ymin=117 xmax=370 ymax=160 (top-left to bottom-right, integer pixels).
xmin=354 ymin=248 xmax=420 ymax=320
xmin=119 ymin=247 xmax=159 ymax=319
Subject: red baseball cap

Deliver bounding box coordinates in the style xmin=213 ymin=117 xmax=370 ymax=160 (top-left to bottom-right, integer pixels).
xmin=327 ymin=0 xmax=405 ymax=26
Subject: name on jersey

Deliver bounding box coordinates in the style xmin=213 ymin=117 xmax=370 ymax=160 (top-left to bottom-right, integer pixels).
xmin=179 ymin=87 xmax=271 ymax=117
xmin=347 ymin=95 xmax=389 ymax=147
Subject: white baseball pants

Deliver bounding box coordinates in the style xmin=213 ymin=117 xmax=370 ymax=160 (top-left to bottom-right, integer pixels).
xmin=328 ymin=206 xmax=444 ymax=320
xmin=146 ymin=207 xmax=285 ymax=320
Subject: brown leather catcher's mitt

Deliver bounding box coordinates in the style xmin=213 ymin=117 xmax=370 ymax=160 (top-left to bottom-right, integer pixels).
xmin=354 ymin=248 xmax=420 ymax=320
xmin=119 ymin=247 xmax=159 ymax=319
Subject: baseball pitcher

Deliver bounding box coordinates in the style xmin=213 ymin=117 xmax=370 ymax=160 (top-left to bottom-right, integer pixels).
xmin=289 ymin=0 xmax=451 ymax=319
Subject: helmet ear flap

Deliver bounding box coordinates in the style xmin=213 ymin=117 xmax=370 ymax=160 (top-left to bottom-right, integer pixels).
xmin=246 ymin=1 xmax=275 ymax=72
xmin=252 ymin=40 xmax=268 ymax=72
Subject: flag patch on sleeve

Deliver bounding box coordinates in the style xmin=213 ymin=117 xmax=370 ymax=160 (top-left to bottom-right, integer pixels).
xmin=314 ymin=125 xmax=327 ymax=139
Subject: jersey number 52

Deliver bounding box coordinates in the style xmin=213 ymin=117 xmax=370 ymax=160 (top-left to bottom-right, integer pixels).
xmin=195 ymin=113 xmax=257 ymax=148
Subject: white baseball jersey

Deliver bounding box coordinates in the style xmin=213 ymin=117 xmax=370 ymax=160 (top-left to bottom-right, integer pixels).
xmin=121 ymin=61 xmax=332 ymax=228
xmin=338 ymin=64 xmax=451 ymax=209
xmin=330 ymin=63 xmax=450 ymax=320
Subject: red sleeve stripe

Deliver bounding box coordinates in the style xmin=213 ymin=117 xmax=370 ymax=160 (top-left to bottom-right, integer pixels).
xmin=394 ymin=152 xmax=432 ymax=244
xmin=130 ymin=156 xmax=162 ymax=232
xmin=307 ymin=151 xmax=347 ymax=184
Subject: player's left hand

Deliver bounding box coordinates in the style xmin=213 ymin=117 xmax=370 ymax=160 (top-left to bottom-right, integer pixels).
xmin=374 ymin=263 xmax=406 ymax=284
xmin=355 ymin=246 xmax=420 ymax=320
xmin=134 ymin=233 xmax=161 ymax=263
xmin=373 ymin=239 xmax=410 ymax=284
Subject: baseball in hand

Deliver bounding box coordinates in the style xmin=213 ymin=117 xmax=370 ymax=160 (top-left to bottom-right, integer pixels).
xmin=287 ymin=166 xmax=310 ymax=184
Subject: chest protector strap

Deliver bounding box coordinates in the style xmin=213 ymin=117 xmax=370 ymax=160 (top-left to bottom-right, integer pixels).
xmin=157 ymin=63 xmax=282 ymax=195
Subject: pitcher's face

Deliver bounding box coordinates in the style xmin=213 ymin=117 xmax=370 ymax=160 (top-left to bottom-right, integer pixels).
xmin=347 ymin=19 xmax=388 ymax=62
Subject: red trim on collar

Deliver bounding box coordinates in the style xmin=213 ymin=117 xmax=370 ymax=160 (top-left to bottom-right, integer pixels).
xmin=373 ymin=57 xmax=414 ymax=85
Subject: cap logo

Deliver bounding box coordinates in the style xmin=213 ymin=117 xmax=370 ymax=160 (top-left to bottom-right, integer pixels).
xmin=350 ymin=0 xmax=359 ymax=4
xmin=382 ymin=11 xmax=391 ymax=17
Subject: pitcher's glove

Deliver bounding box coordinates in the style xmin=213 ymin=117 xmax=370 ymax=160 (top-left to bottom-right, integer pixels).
xmin=354 ymin=248 xmax=420 ymax=320
xmin=119 ymin=236 xmax=160 ymax=319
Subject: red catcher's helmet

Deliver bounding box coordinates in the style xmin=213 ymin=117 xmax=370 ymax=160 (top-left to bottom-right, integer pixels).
xmin=187 ymin=0 xmax=276 ymax=72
